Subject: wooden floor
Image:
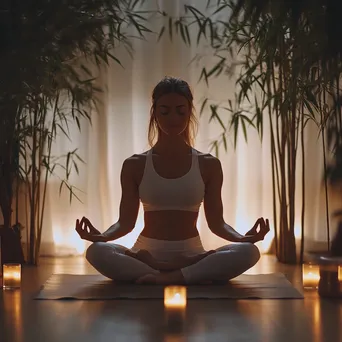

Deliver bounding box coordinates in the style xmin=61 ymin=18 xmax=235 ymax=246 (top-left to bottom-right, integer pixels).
xmin=0 ymin=255 xmax=341 ymax=342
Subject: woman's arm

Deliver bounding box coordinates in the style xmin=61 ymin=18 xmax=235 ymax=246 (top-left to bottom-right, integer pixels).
xmin=102 ymin=157 xmax=140 ymax=241
xmin=76 ymin=157 xmax=140 ymax=242
xmin=203 ymin=156 xmax=268 ymax=243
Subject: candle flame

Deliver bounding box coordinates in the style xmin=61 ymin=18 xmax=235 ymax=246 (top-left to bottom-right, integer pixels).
xmin=164 ymin=286 xmax=187 ymax=307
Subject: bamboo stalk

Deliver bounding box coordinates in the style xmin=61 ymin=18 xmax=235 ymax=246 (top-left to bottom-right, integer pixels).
xmin=34 ymin=105 xmax=43 ymax=265
xmin=29 ymin=102 xmax=38 ymax=264
xmin=36 ymin=94 xmax=59 ymax=264
xmin=289 ymin=39 xmax=298 ymax=262
xmin=24 ymin=130 xmax=30 ymax=261
xmin=321 ymin=86 xmax=330 ymax=251
xmin=338 ymin=74 xmax=342 ymax=133
xmin=268 ymin=60 xmax=279 ymax=255
xmin=300 ymin=102 xmax=305 ymax=264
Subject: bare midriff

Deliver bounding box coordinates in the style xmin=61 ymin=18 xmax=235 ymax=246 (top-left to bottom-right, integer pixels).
xmin=140 ymin=210 xmax=200 ymax=240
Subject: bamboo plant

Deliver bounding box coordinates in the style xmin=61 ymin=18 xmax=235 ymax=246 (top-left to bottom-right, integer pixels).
xmin=160 ymin=0 xmax=342 ymax=263
xmin=0 ymin=0 xmax=152 ymax=265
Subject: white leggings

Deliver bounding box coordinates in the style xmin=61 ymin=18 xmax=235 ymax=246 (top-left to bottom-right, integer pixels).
xmin=86 ymin=235 xmax=260 ymax=284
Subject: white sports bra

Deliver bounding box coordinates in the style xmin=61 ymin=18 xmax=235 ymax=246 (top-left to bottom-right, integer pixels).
xmin=138 ymin=148 xmax=205 ymax=212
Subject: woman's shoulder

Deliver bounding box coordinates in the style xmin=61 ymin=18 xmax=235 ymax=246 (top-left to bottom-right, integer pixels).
xmin=195 ymin=149 xmax=221 ymax=166
xmin=122 ymin=152 xmax=149 ymax=184
xmin=123 ymin=151 xmax=148 ymax=167
xmin=123 ymin=151 xmax=151 ymax=175
xmin=195 ymin=149 xmax=222 ymax=181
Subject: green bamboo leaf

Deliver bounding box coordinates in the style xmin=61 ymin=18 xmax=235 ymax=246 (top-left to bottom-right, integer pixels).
xmin=66 ymin=152 xmax=71 ymax=179
xmin=200 ymin=18 xmax=210 ymax=43
xmin=222 ymin=133 xmax=227 ymax=152
xmin=240 ymin=114 xmax=255 ymax=127
xmin=59 ymin=180 xmax=65 ymax=196
xmin=185 ymin=25 xmax=191 ymax=46
xmin=168 ymin=17 xmax=173 ymax=41
xmin=210 ymin=105 xmax=226 ymax=131
xmin=303 ymin=99 xmax=316 ymax=118
xmin=157 ymin=26 xmax=165 ymax=42
xmin=200 ymin=98 xmax=208 ymax=116
xmin=107 ymin=52 xmax=123 ymax=67
xmin=75 ymin=116 xmax=81 ymax=131
xmin=234 ymin=116 xmax=239 ymax=148
xmin=179 ymin=22 xmax=188 ymax=45
xmin=213 ymin=4 xmax=229 ymax=15
xmin=241 ymin=117 xmax=248 ymax=143
xmin=56 ymin=123 xmax=71 ymax=141
xmin=75 ymin=153 xmax=85 ymax=163
xmin=305 ymin=88 xmax=318 ymax=107
xmin=206 ymin=58 xmax=225 ymax=78
xmin=73 ymin=161 xmax=79 ymax=175
xmin=199 ymin=68 xmax=209 ymax=86
xmin=184 ymin=5 xmax=204 ymax=22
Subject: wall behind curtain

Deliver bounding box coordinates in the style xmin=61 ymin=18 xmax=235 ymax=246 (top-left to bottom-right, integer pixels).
xmin=10 ymin=0 xmax=337 ymax=257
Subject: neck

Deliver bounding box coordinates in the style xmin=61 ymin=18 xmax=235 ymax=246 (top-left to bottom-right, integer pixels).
xmin=153 ymin=135 xmax=191 ymax=156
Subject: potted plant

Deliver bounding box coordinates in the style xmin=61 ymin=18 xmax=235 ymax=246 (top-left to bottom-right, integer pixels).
xmin=0 ymin=0 xmax=152 ymax=265
xmin=160 ymin=0 xmax=342 ymax=264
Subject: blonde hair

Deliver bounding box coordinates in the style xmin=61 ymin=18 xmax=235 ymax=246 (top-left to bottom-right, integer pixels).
xmin=148 ymin=76 xmax=198 ymax=147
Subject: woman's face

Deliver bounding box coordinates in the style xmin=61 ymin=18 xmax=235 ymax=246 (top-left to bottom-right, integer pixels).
xmin=154 ymin=93 xmax=191 ymax=137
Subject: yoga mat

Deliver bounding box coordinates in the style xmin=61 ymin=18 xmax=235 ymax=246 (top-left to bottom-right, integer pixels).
xmin=35 ymin=273 xmax=303 ymax=300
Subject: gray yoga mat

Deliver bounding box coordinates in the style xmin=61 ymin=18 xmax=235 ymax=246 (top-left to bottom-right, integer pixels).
xmin=35 ymin=273 xmax=303 ymax=300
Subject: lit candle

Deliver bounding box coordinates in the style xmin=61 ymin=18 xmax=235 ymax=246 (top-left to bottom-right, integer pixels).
xmin=3 ymin=263 xmax=21 ymax=289
xmin=302 ymin=263 xmax=320 ymax=289
xmin=164 ymin=286 xmax=186 ymax=331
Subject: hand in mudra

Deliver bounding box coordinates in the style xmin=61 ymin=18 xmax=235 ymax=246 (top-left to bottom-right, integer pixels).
xmin=245 ymin=217 xmax=270 ymax=243
xmin=75 ymin=216 xmax=103 ymax=242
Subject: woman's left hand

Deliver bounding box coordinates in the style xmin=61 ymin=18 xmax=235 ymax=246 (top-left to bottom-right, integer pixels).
xmin=245 ymin=217 xmax=270 ymax=243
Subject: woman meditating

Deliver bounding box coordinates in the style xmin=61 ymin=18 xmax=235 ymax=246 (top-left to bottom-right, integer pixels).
xmin=75 ymin=76 xmax=270 ymax=285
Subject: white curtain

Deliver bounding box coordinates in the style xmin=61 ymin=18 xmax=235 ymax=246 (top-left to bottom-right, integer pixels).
xmin=14 ymin=0 xmax=339 ymax=257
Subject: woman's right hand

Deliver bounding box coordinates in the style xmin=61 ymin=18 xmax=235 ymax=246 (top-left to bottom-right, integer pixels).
xmin=75 ymin=217 xmax=105 ymax=242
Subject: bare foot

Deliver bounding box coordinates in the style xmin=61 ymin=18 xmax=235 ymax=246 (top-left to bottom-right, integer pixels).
xmin=125 ymin=249 xmax=158 ymax=269
xmin=171 ymin=250 xmax=216 ymax=268
xmin=136 ymin=270 xmax=185 ymax=285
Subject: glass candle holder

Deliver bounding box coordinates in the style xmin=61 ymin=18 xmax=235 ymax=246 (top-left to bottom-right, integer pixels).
xmin=302 ymin=262 xmax=320 ymax=289
xmin=318 ymin=263 xmax=340 ymax=298
xmin=2 ymin=263 xmax=21 ymax=289
xmin=164 ymin=286 xmax=187 ymax=332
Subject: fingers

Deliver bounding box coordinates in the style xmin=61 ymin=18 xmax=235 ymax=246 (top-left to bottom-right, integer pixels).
xmin=258 ymin=218 xmax=270 ymax=240
xmin=75 ymin=218 xmax=82 ymax=234
xmin=251 ymin=218 xmax=261 ymax=231
xmin=75 ymin=216 xmax=90 ymax=239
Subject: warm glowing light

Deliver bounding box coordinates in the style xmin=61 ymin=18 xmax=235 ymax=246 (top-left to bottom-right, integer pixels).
xmin=69 ymin=230 xmax=86 ymax=254
xmin=294 ymin=224 xmax=302 ymax=239
xmin=53 ymin=226 xmax=86 ymax=255
xmin=164 ymin=286 xmax=186 ymax=331
xmin=260 ymin=229 xmax=274 ymax=253
xmin=3 ymin=263 xmax=21 ymax=289
xmin=164 ymin=286 xmax=187 ymax=308
xmin=339 ymin=266 xmax=342 ymax=282
xmin=313 ymin=299 xmax=322 ymax=342
xmin=302 ymin=263 xmax=320 ymax=289
xmin=52 ymin=230 xmax=63 ymax=245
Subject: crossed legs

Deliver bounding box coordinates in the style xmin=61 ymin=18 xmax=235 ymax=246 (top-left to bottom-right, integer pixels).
xmin=86 ymin=241 xmax=260 ymax=285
